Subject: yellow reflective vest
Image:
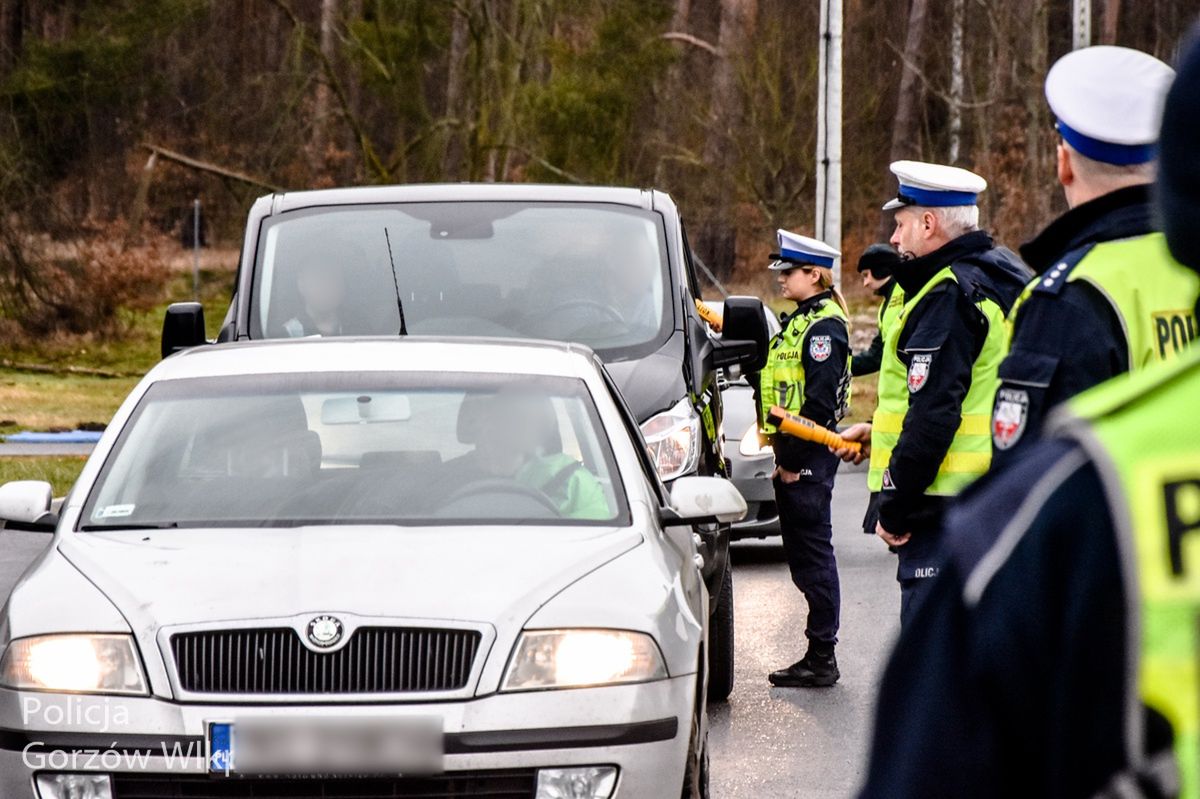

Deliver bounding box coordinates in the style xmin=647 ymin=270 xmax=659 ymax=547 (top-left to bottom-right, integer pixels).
xmin=1059 ymin=349 xmax=1200 ymax=799
xmin=758 ymin=298 xmax=850 ymax=435
xmin=868 ymin=268 xmax=1006 ymax=495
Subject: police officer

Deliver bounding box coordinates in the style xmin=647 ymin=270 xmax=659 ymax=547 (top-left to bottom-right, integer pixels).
xmin=991 ymin=45 xmax=1199 ymax=467
xmin=851 ymin=244 xmax=904 ymax=377
xmin=857 ymin=35 xmax=1200 ymax=797
xmin=755 ymin=230 xmax=851 ymax=688
xmin=836 ymin=162 xmax=1030 ymax=626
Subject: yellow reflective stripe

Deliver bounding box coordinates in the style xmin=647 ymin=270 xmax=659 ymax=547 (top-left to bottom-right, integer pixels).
xmin=873 ymin=411 xmax=990 ymax=437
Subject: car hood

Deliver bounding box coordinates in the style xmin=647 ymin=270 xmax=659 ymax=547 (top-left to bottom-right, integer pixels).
xmin=604 ymin=334 xmax=687 ymax=422
xmin=55 ymin=526 xmax=642 ymax=632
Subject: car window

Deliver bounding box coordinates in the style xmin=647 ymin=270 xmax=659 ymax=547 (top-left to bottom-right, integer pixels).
xmin=81 ymin=372 xmax=628 ymax=530
xmin=251 ymin=202 xmax=671 ymax=360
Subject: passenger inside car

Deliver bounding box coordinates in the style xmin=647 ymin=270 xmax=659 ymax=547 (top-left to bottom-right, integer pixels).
xmin=449 ymin=390 xmax=610 ymax=520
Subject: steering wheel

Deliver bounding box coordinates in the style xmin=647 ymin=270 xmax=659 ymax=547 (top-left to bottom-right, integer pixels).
xmin=528 ymin=299 xmax=625 ymax=337
xmin=443 ymin=478 xmax=561 ymax=516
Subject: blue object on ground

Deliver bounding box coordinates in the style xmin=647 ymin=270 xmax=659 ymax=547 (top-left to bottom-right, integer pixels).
xmin=4 ymin=430 xmax=103 ymax=444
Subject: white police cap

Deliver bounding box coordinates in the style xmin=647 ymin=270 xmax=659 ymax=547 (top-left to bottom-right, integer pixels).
xmin=768 ymin=229 xmax=841 ymax=270
xmin=882 ymin=160 xmax=987 ymax=211
xmin=1046 ymin=45 xmax=1175 ymax=166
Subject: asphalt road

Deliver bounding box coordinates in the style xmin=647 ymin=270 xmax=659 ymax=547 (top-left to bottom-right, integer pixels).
xmin=0 ymin=469 xmax=895 ymax=799
xmin=709 ymin=470 xmax=899 ymax=799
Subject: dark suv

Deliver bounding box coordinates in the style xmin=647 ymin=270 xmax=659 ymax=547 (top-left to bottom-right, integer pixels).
xmin=163 ymin=184 xmax=768 ymax=699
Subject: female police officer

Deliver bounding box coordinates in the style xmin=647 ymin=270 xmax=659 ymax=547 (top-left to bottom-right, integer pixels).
xmin=755 ymin=230 xmax=852 ymax=688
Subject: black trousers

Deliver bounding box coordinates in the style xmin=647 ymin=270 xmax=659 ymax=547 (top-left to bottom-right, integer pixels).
xmin=896 ymin=526 xmax=943 ymax=629
xmin=773 ymin=473 xmax=841 ymax=646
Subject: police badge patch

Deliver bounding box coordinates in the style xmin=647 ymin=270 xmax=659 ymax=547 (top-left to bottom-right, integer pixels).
xmin=907 ymin=353 xmax=932 ymax=393
xmin=809 ymin=335 xmax=832 ymax=362
xmin=992 ymin=387 xmax=1029 ymax=450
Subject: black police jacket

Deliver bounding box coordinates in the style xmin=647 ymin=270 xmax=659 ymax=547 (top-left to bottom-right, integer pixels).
xmin=877 ymin=231 xmax=1030 ymax=535
xmin=991 ymin=185 xmax=1156 ymax=470
xmin=858 ymin=437 xmax=1166 ymax=799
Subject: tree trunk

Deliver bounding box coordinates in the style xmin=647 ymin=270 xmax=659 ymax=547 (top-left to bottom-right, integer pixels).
xmin=1024 ymin=0 xmax=1049 ymax=233
xmin=878 ymin=0 xmax=927 ymax=238
xmin=1102 ymin=0 xmax=1121 ymax=45
xmin=948 ymin=0 xmax=965 ymax=164
xmin=311 ymin=0 xmax=337 ymax=176
xmin=442 ymin=2 xmax=471 ymax=180
xmin=697 ymin=0 xmax=757 ymax=280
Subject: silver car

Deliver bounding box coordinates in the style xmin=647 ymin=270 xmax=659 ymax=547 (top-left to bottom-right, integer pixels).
xmin=709 ymin=301 xmax=783 ymax=540
xmin=0 ymin=338 xmax=745 ymax=798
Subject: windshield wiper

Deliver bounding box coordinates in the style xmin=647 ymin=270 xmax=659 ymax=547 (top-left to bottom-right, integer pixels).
xmin=383 ymin=226 xmax=408 ymax=336
xmin=79 ymin=522 xmax=179 ymax=531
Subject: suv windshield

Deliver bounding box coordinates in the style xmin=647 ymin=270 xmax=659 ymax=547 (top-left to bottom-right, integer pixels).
xmin=251 ymin=202 xmax=671 ymax=359
xmin=81 ymin=372 xmax=627 ymax=529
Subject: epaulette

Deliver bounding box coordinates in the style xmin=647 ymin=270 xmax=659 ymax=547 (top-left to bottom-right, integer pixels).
xmin=1030 ymin=244 xmax=1094 ymax=297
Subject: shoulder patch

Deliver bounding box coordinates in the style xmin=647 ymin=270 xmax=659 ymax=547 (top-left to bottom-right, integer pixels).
xmin=1031 ymin=245 xmax=1093 ymax=297
xmin=809 ymin=334 xmax=832 ymax=362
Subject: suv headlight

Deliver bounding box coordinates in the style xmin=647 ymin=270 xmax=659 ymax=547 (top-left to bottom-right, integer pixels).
xmin=640 ymin=399 xmax=702 ymax=481
xmin=0 ymin=634 xmax=147 ymax=695
xmin=501 ymin=629 xmax=668 ymax=691
xmin=739 ymin=422 xmax=771 ymax=457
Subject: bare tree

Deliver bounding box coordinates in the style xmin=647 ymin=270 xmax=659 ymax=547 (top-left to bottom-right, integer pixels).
xmin=310 ymin=0 xmax=337 ymax=175
xmin=948 ymin=0 xmax=965 ymax=164
xmin=1103 ymin=0 xmax=1121 ymax=44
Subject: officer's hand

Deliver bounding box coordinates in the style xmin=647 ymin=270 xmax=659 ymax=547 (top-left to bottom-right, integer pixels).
xmin=832 ymin=422 xmax=872 ymax=465
xmin=875 ymin=521 xmax=911 ymax=547
xmin=772 ymin=466 xmax=802 ymax=484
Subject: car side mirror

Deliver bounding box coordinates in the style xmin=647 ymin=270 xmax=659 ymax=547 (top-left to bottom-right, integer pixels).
xmin=162 ymin=302 xmax=208 ymax=359
xmin=0 ymin=481 xmax=56 ymax=531
xmin=660 ymin=476 xmax=747 ymax=525
xmin=714 ymin=296 xmax=769 ymax=372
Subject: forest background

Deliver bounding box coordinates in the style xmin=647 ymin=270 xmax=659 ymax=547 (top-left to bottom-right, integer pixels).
xmin=0 ymin=0 xmax=1195 ymax=483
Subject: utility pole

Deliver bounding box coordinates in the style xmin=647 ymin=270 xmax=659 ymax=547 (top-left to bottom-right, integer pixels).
xmin=815 ymin=0 xmax=842 ymax=287
xmin=1072 ymin=0 xmax=1091 ymax=49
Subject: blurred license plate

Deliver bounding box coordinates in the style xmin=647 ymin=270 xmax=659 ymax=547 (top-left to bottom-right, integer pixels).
xmin=207 ymin=717 xmax=443 ymax=776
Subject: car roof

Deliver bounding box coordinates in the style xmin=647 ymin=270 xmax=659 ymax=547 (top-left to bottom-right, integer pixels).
xmin=265 ymin=183 xmax=669 ymax=215
xmin=147 ymin=337 xmax=602 ymax=383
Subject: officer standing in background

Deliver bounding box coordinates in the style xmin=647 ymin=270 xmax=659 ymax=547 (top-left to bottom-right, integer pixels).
xmin=857 ymin=34 xmax=1200 ymax=797
xmin=755 ymin=230 xmax=852 ymax=688
xmin=991 ymin=45 xmax=1199 ymax=466
xmin=836 ymin=162 xmax=1030 ymax=626
xmin=851 ymin=244 xmax=904 ymax=377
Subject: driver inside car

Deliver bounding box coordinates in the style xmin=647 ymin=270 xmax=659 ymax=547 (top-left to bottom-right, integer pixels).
xmin=450 ymin=390 xmax=611 ymax=520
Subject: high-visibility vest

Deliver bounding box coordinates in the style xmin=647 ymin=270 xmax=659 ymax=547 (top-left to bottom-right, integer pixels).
xmin=1057 ymin=349 xmax=1200 ymax=799
xmin=1009 ymin=231 xmax=1199 ymax=365
xmin=868 ymin=268 xmax=1005 ymax=494
xmin=758 ymin=298 xmax=850 ymax=435
xmin=878 ymin=283 xmax=905 ymax=343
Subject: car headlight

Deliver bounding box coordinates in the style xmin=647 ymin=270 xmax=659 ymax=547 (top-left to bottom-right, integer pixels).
xmin=501 ymin=629 xmax=668 ymax=691
xmin=0 ymin=634 xmax=147 ymax=695
xmin=739 ymin=422 xmax=771 ymax=457
xmin=640 ymin=399 xmax=702 ymax=482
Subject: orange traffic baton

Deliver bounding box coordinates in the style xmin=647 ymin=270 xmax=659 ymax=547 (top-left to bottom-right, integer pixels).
xmin=766 ymin=405 xmax=862 ymax=454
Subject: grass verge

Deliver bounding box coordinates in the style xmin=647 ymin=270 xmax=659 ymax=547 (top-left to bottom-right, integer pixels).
xmin=0 ymin=456 xmax=88 ymax=496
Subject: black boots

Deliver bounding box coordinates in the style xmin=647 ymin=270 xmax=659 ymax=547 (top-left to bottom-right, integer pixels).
xmin=768 ymin=643 xmax=839 ymax=687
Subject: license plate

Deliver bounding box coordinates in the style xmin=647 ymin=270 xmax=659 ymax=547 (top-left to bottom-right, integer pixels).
xmin=207 ymin=717 xmax=443 ymax=776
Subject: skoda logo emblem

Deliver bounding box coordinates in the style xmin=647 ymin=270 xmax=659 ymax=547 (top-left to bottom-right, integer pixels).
xmin=306 ymin=615 xmax=343 ymax=648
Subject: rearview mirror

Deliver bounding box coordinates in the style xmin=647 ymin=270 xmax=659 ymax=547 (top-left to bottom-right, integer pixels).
xmin=661 ymin=476 xmax=747 ymax=525
xmin=0 ymin=481 xmax=55 ymax=531
xmin=321 ymin=394 xmax=413 ymax=425
xmin=161 ymin=302 xmax=208 ymax=359
xmin=716 ymin=296 xmax=769 ymax=372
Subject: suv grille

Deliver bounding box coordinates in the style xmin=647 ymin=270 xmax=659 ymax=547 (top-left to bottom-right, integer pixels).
xmin=171 ymin=627 xmax=481 ymax=694
xmin=111 ymin=771 xmax=536 ymax=798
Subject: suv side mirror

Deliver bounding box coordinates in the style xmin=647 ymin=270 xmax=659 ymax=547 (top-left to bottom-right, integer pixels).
xmin=660 ymin=476 xmax=747 ymax=525
xmin=162 ymin=302 xmax=208 ymax=359
xmin=714 ymin=296 xmax=769 ymax=372
xmin=0 ymin=481 xmax=55 ymax=531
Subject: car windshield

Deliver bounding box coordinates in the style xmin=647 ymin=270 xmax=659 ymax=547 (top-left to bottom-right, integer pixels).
xmin=251 ymin=202 xmax=671 ymax=359
xmin=81 ymin=372 xmax=628 ymax=529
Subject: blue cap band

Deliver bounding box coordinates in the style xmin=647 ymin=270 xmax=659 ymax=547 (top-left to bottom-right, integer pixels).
xmin=778 ymin=248 xmax=835 ymax=268
xmin=1056 ymin=120 xmax=1156 ymax=166
xmin=895 ymin=184 xmax=979 ymax=207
